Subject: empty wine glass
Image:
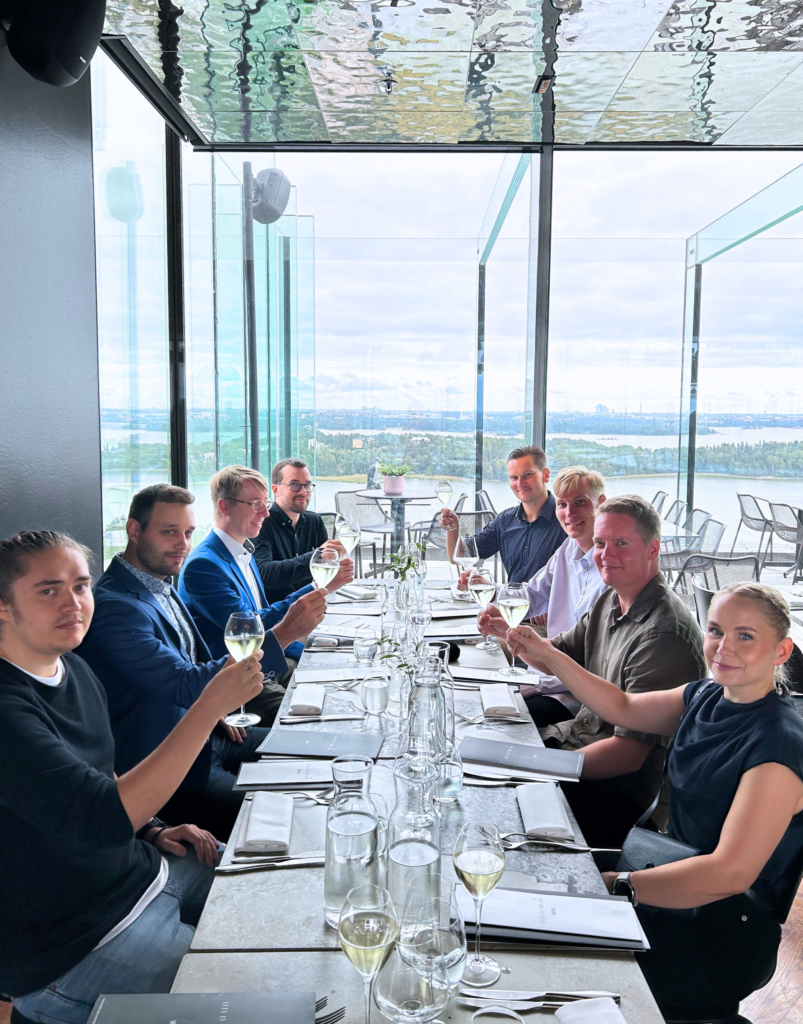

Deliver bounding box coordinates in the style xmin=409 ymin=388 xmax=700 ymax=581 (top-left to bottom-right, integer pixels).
xmin=373 ymin=946 xmax=450 ymax=1024
xmin=409 ymin=600 xmax=432 ymax=645
xmin=496 ymin=582 xmax=529 ymax=678
xmin=453 ymin=821 xmax=506 ymax=987
xmin=435 ymin=481 xmax=453 ymax=507
xmin=222 ymin=611 xmax=263 ymax=727
xmin=467 ymin=568 xmax=500 ymax=654
xmin=361 ymin=668 xmax=390 ymax=718
xmin=338 ymin=884 xmax=398 ymax=1024
xmin=454 ymin=535 xmax=479 ymax=576
xmin=310 ymin=545 xmax=341 ymax=601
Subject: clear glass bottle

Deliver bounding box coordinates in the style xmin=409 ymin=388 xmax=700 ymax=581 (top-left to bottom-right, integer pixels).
xmin=434 ymin=664 xmax=463 ymax=804
xmin=324 ymin=755 xmax=379 ymax=927
xmin=387 ymin=756 xmax=441 ymax=912
xmin=399 ymin=660 xmax=446 ymax=764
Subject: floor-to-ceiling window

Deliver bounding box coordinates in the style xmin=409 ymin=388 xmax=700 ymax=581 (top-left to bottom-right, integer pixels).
xmin=91 ymin=51 xmax=170 ymax=564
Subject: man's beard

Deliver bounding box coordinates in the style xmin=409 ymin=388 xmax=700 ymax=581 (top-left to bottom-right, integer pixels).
xmin=137 ymin=539 xmax=183 ymax=578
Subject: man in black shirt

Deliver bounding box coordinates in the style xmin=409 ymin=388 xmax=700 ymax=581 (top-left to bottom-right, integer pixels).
xmin=254 ymin=457 xmax=344 ymax=603
xmin=0 ymin=531 xmax=262 ymax=1022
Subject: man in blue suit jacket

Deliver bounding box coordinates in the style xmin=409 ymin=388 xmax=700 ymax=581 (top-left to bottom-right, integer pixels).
xmin=78 ymin=484 xmax=325 ymax=839
xmin=179 ymin=465 xmax=352 ymax=664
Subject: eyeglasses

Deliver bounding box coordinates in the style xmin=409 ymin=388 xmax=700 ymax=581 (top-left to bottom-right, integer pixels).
xmin=281 ymin=482 xmax=316 ymax=493
xmin=226 ymin=497 xmax=270 ymax=512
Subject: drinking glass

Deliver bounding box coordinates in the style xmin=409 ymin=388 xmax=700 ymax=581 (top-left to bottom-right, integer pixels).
xmin=222 ymin=611 xmax=263 ymax=727
xmin=338 ymin=515 xmax=362 ymax=558
xmin=467 ymin=568 xmax=500 ymax=654
xmin=400 ymin=879 xmax=467 ymax=993
xmin=453 ymin=821 xmax=506 ymax=986
xmin=496 ymin=582 xmax=529 ymax=678
xmin=310 ymin=545 xmax=341 ymax=600
xmin=373 ymin=795 xmax=390 ymax=887
xmin=373 ymin=946 xmax=450 ymax=1024
xmin=454 ymin=535 xmax=479 ymax=576
xmin=409 ymin=600 xmax=432 ymax=645
xmin=354 ymin=624 xmax=379 ymax=666
xmin=361 ymin=668 xmax=390 ymax=717
xmin=338 ymin=884 xmax=398 ymax=1024
xmin=435 ymin=481 xmax=453 ymax=507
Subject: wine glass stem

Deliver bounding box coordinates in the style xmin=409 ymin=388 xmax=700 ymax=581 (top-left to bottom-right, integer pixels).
xmin=363 ymin=976 xmax=372 ymax=1024
xmin=474 ymin=897 xmax=483 ymax=963
xmin=238 ymin=705 xmax=245 ymax=717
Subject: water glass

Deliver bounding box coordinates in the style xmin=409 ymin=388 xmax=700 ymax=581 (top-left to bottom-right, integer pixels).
xmin=354 ymin=624 xmax=379 ymax=666
xmin=434 ymin=745 xmax=463 ymax=805
xmin=361 ymin=669 xmax=390 ymax=717
xmin=373 ymin=947 xmax=449 ymax=1024
xmin=372 ymin=794 xmax=390 ymax=887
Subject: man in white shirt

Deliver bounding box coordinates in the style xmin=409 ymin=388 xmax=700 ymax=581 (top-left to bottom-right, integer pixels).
xmin=478 ymin=466 xmax=608 ymax=726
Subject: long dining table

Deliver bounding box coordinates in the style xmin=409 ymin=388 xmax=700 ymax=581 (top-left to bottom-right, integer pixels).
xmin=171 ymin=582 xmax=666 ymax=1023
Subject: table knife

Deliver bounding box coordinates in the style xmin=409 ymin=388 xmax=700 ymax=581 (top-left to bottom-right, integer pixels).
xmin=457 ymin=998 xmax=564 ymax=1012
xmin=232 ymin=849 xmax=325 ymax=862
xmin=279 ymin=714 xmax=365 ymax=723
xmin=459 ymin=989 xmax=621 ymax=1003
xmin=216 ymin=856 xmax=324 ymax=874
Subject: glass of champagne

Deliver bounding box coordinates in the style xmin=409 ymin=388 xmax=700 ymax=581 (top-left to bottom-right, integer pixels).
xmin=310 ymin=545 xmax=341 ymax=603
xmin=453 ymin=535 xmax=479 ymax=590
xmin=435 ymin=481 xmax=453 ymax=507
xmin=467 ymin=568 xmax=500 ymax=654
xmin=222 ymin=611 xmax=264 ymax=727
xmin=496 ymin=581 xmax=529 ymax=677
xmin=338 ymin=514 xmax=362 ymax=559
xmin=338 ymin=884 xmax=398 ymax=1024
xmin=453 ymin=821 xmax=506 ymax=987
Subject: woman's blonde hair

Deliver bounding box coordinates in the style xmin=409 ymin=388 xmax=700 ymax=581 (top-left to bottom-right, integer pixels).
xmin=712 ymin=582 xmax=791 ymax=685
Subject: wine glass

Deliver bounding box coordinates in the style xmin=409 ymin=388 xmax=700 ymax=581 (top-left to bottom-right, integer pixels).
xmin=435 ymin=481 xmax=453 ymax=507
xmin=373 ymin=946 xmax=450 ymax=1024
xmin=453 ymin=534 xmax=479 ymax=575
xmin=222 ymin=611 xmax=264 ymax=727
xmin=361 ymin=668 xmax=390 ymax=718
xmin=310 ymin=545 xmax=341 ymax=602
xmin=496 ymin=581 xmax=529 ymax=678
xmin=409 ymin=599 xmax=432 ymax=645
xmin=400 ymin=874 xmax=467 ymax=992
xmin=453 ymin=821 xmax=506 ymax=987
xmin=338 ymin=514 xmax=362 ymax=558
xmin=467 ymin=568 xmax=500 ymax=654
xmin=338 ymin=884 xmax=398 ymax=1024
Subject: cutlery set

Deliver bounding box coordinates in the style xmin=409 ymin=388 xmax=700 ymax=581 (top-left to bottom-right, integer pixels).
xmin=457 ymin=989 xmax=621 ymax=1015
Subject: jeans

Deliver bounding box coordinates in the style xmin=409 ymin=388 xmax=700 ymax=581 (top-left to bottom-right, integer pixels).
xmin=15 ymin=849 xmax=218 ymax=1024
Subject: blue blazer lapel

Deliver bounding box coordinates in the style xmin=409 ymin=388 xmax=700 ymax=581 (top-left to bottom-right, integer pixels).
xmin=206 ymin=531 xmax=261 ymax=612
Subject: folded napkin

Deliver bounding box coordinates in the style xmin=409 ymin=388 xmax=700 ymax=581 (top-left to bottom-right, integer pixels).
xmin=555 ymin=997 xmax=627 ymax=1024
xmin=480 ymin=683 xmax=520 ymax=717
xmin=309 ymin=636 xmax=339 ymax=648
xmin=338 ymin=585 xmax=376 ymax=601
xmin=516 ymin=782 xmax=574 ymax=839
xmin=289 ymin=684 xmax=326 ymax=716
xmin=235 ymin=792 xmax=294 ymax=854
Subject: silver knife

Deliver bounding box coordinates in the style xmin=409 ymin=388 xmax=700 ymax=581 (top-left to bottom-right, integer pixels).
xmin=457 ymin=998 xmax=564 ymax=1012
xmin=459 ymin=989 xmax=621 ymax=1002
xmin=279 ymin=714 xmax=365 ymax=723
xmin=216 ymin=856 xmax=324 ymax=874
xmin=232 ymin=849 xmax=325 ymax=862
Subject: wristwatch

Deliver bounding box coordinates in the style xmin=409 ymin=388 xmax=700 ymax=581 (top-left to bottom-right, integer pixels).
xmin=612 ymin=871 xmax=638 ymax=906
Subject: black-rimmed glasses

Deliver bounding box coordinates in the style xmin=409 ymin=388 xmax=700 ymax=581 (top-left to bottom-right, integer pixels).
xmin=281 ymin=482 xmax=316 ymax=493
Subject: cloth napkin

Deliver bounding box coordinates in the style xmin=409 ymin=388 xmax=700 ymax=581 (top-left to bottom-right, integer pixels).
xmin=289 ymin=683 xmax=326 ymax=715
xmin=338 ymin=585 xmax=376 ymax=601
xmin=554 ymin=997 xmax=627 ymax=1024
xmin=480 ymin=683 xmax=520 ymax=717
xmin=516 ymin=781 xmax=574 ymax=839
xmin=235 ymin=792 xmax=294 ymax=854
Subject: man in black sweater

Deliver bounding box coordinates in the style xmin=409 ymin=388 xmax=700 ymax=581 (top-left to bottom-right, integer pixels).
xmin=254 ymin=457 xmax=344 ymax=603
xmin=0 ymin=531 xmax=263 ymax=1024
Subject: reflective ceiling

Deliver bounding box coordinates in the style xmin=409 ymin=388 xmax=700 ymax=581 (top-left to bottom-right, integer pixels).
xmin=104 ymin=0 xmax=803 ymax=146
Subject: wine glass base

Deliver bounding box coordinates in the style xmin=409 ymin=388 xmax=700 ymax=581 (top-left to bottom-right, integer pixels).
xmin=497 ymin=665 xmax=527 ymax=677
xmin=462 ymin=954 xmax=501 ymax=987
xmin=224 ymin=712 xmax=261 ymax=727
xmin=475 ymin=639 xmax=500 ymax=653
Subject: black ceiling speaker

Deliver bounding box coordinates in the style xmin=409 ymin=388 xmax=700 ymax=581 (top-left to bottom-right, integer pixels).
xmin=4 ymin=0 xmax=107 ymax=87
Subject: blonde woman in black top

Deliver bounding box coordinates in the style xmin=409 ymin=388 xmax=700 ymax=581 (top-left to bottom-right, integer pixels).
xmin=509 ymin=582 xmax=803 ymax=1024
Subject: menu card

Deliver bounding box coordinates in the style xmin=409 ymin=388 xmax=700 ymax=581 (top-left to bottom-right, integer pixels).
xmin=234 ymin=759 xmax=333 ymax=791
xmin=88 ymin=992 xmax=316 ymax=1024
xmin=257 ymin=729 xmax=383 ymax=760
xmin=459 ymin=737 xmax=583 ymax=781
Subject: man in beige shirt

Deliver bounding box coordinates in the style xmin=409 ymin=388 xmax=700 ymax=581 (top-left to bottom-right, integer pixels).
xmin=510 ymin=494 xmax=706 ymax=847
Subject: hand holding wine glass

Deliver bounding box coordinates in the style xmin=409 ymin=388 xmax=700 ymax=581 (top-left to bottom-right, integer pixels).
xmin=453 ymin=821 xmax=506 ymax=987
xmin=221 ymin=611 xmax=265 ymax=727
xmin=310 ymin=545 xmax=342 ymax=601
xmin=467 ymin=569 xmax=499 ymax=654
xmin=337 ymin=514 xmax=362 ymax=557
xmin=435 ymin=481 xmax=453 ymax=507
xmin=338 ymin=885 xmax=398 ymax=1024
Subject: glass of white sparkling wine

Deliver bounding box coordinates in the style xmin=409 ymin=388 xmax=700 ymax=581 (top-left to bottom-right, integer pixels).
xmin=337 ymin=515 xmax=361 ymax=556
xmin=310 ymin=545 xmax=341 ymax=600
xmin=467 ymin=568 xmax=500 ymax=654
xmin=496 ymin=581 xmax=529 ymax=678
xmin=222 ymin=611 xmax=263 ymax=728
xmin=338 ymin=884 xmax=398 ymax=1024
xmin=435 ymin=480 xmax=453 ymax=506
xmin=453 ymin=821 xmax=506 ymax=986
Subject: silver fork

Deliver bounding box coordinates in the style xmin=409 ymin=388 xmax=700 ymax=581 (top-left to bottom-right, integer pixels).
xmin=325 ymin=679 xmax=362 ymax=691
xmin=316 ymin=997 xmax=328 ymax=1012
xmin=316 ymin=1007 xmax=346 ymax=1024
xmin=281 ymin=789 xmax=334 ymax=804
xmin=495 ymin=831 xmax=618 ymax=853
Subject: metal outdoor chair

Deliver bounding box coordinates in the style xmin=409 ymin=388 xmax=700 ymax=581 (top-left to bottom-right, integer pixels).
xmin=768 ymin=502 xmax=803 ymax=585
xmin=661 ymin=507 xmax=712 ymax=556
xmin=335 ymin=490 xmax=396 ymax=569
xmin=319 ymin=511 xmax=377 ymax=578
xmin=449 ymin=509 xmax=500 ymax=579
xmin=407 ymin=493 xmax=467 ymax=558
xmin=663 ymin=499 xmax=687 ymax=526
xmin=729 ymin=493 xmax=774 ymax=570
xmin=650 ymin=490 xmax=668 ymax=515
xmin=671 ymin=555 xmax=759 ymax=622
xmin=661 ymin=517 xmax=725 ymax=576
xmin=477 ymin=488 xmax=498 ymax=515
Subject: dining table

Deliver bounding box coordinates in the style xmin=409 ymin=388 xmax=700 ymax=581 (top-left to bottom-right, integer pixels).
xmin=172 ymin=582 xmax=666 ymax=1024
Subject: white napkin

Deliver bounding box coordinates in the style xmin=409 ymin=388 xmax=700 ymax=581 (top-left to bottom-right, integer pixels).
xmin=235 ymin=792 xmax=294 ymax=854
xmin=481 ymin=683 xmax=520 ymax=717
xmin=555 ymin=997 xmax=627 ymax=1024
xmin=289 ymin=684 xmax=325 ymax=715
xmin=337 ymin=585 xmax=376 ymax=601
xmin=516 ymin=782 xmax=574 ymax=839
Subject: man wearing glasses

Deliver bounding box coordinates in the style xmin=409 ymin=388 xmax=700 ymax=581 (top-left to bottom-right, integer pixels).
xmin=179 ymin=466 xmax=353 ymax=663
xmin=254 ymin=458 xmax=345 ymax=603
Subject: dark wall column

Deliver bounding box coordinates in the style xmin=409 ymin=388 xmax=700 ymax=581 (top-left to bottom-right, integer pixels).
xmin=0 ymin=49 xmax=102 ymax=557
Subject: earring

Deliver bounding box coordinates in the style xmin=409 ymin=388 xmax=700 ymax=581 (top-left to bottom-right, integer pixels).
xmin=776 ymin=679 xmax=786 ymax=696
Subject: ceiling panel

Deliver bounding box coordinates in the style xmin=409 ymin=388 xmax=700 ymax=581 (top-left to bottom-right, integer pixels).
xmin=103 ymin=0 xmax=803 ymax=145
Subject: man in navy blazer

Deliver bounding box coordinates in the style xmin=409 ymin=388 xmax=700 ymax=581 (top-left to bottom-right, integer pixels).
xmin=179 ymin=465 xmax=353 ymax=663
xmin=78 ymin=484 xmax=326 ymax=839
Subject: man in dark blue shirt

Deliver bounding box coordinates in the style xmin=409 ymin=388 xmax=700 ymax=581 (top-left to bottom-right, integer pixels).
xmin=253 ymin=458 xmax=343 ymax=603
xmin=440 ymin=445 xmax=565 ymax=582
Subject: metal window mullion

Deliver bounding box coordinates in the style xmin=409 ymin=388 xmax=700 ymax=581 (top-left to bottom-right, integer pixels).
xmin=165 ymin=125 xmax=188 ymax=488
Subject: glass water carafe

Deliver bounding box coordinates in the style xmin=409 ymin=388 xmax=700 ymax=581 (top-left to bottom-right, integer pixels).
xmin=387 ymin=757 xmax=441 ymax=912
xmin=324 ymin=756 xmax=379 ymax=927
xmin=400 ymin=660 xmax=446 ymax=764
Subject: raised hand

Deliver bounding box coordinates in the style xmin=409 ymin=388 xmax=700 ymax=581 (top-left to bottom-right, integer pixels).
xmin=456 ymin=569 xmax=471 ymax=592
xmin=439 ymin=508 xmax=459 ymax=531
xmin=201 ymin=653 xmax=264 ymax=720
xmin=506 ymin=624 xmax=554 ymax=671
xmin=477 ymin=605 xmax=507 ymax=640
xmin=273 ymin=588 xmax=328 ymax=648
xmin=328 ymin=556 xmax=355 ymax=592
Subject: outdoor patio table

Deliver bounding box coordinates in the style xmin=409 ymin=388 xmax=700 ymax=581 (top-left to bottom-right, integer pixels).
xmin=355 ymin=488 xmax=436 ymax=553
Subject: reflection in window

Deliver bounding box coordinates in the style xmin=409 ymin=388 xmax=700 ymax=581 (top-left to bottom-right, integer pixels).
xmin=91 ymin=51 xmax=170 ymax=564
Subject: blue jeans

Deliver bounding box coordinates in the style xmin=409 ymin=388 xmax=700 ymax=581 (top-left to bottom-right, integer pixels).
xmin=15 ymin=849 xmax=218 ymax=1024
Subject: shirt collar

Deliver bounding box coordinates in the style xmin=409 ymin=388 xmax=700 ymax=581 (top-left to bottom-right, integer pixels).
xmin=610 ymin=572 xmax=666 ymax=624
xmin=515 ymin=491 xmax=556 ymax=524
xmin=115 ymin=553 xmax=173 ymax=595
xmin=568 ymin=538 xmax=596 ymax=568
xmin=213 ymin=526 xmax=253 ymax=561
